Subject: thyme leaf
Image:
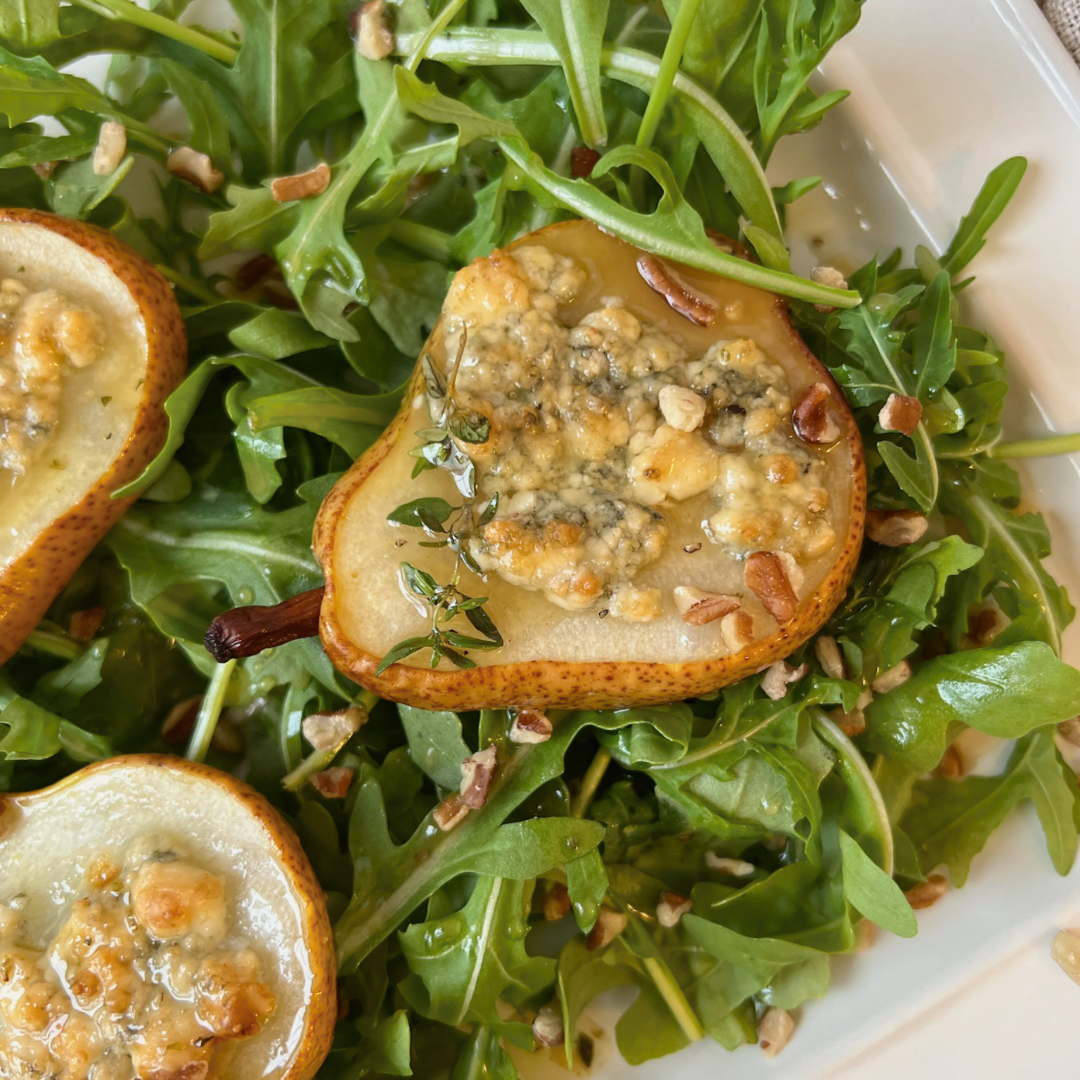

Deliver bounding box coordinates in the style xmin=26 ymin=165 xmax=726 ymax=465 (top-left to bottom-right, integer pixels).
xmin=381 ymin=340 xmax=502 ymax=674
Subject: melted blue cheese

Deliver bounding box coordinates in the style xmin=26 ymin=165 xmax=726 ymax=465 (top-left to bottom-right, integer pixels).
xmin=437 ymin=246 xmax=835 ymax=621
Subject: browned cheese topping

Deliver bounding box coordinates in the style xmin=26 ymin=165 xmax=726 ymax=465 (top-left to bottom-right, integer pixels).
xmin=0 ymin=278 xmax=105 ymax=476
xmin=0 ymin=839 xmax=275 ymax=1080
xmin=434 ymin=246 xmax=836 ymax=621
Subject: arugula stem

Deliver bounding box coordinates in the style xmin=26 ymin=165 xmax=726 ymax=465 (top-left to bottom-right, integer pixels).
xmin=497 ymin=137 xmax=852 ymax=307
xmin=990 ymin=432 xmax=1080 ymax=459
xmin=571 ymin=747 xmax=611 ymax=817
xmin=529 ymin=5 xmax=650 ymax=232
xmin=404 ymin=0 xmax=469 ymax=70
xmin=635 ymin=0 xmax=701 ymax=153
xmin=642 ymin=957 xmax=706 ymax=1042
xmin=403 ymin=31 xmax=784 ymax=245
xmin=388 ymin=219 xmax=454 ymax=261
xmin=185 ymin=659 xmax=235 ymax=762
xmin=814 ymin=711 xmax=894 ymax=876
xmin=22 ymin=629 xmax=84 ymax=661
xmin=282 ymin=746 xmax=339 ymax=790
xmin=71 ymin=0 xmax=238 ymax=64
xmin=157 ymin=266 xmax=221 ymax=305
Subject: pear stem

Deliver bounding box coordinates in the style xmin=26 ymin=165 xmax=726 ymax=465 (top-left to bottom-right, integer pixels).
xmin=204 ymin=587 xmax=325 ymax=662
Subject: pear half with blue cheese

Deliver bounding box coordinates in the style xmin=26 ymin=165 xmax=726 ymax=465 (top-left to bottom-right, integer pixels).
xmin=0 ymin=755 xmax=336 ymax=1080
xmin=314 ymin=220 xmax=865 ymax=709
xmin=0 ymin=209 xmax=186 ymax=664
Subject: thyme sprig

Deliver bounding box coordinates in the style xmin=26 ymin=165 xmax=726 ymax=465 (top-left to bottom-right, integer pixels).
xmin=377 ymin=341 xmax=503 ymax=674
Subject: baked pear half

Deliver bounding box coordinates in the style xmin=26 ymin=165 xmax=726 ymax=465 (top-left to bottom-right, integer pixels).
xmin=314 ymin=220 xmax=865 ymax=709
xmin=0 ymin=755 xmax=336 ymax=1080
xmin=0 ymin=209 xmax=186 ymax=664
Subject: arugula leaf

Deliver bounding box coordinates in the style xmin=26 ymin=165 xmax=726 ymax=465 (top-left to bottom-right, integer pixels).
xmin=557 ymin=937 xmax=639 ymax=1066
xmin=398 ymin=704 xmax=471 ymax=790
xmin=395 ymin=67 xmax=853 ymax=307
xmin=940 ymin=459 xmax=1074 ymax=654
xmin=160 ymin=57 xmax=231 ymax=169
xmin=450 ymin=1023 xmax=518 ymax=1080
xmin=565 ymin=848 xmax=607 ymax=933
xmin=220 ymin=0 xmax=353 ymax=176
xmin=912 ymin=271 xmax=957 ymax=397
xmin=940 ymin=157 xmax=1027 ymax=275
xmin=337 ymin=710 xmax=687 ymax=970
xmin=401 ymin=875 xmax=553 ymax=1028
xmin=836 ymin=829 xmax=917 ymax=938
xmin=33 ymin=639 xmax=109 ymax=713
xmin=824 ymin=292 xmax=940 ymax=510
xmin=863 ymin=642 xmax=1080 ymax=772
xmin=0 ymin=675 xmax=111 ymax=764
xmin=902 ymin=731 xmax=1079 ymax=883
xmin=681 ymin=916 xmax=824 ymax=979
xmin=828 ymin=536 xmax=984 ymax=682
xmin=519 ymin=0 xmax=609 ymax=147
xmin=0 ymin=0 xmax=59 ymax=47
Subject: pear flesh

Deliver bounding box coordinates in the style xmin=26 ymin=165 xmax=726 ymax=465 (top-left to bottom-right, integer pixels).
xmin=315 ymin=220 xmax=865 ymax=709
xmin=0 ymin=210 xmax=186 ymax=664
xmin=0 ymin=755 xmax=336 ymax=1080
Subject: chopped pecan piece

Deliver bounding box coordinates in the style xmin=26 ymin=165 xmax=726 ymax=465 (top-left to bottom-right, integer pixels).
xmin=810 ymin=265 xmax=847 ymax=290
xmin=460 ymin=745 xmax=498 ymax=809
xmin=815 ymin=635 xmax=846 ymax=680
xmin=636 ymin=255 xmax=718 ymax=326
xmin=776 ymin=550 xmax=805 ymax=595
xmin=510 ymin=708 xmax=553 ymax=744
xmin=758 ymin=1007 xmax=795 ymax=1059
xmin=673 ymin=586 xmax=740 ymax=627
xmin=866 ymin=508 xmax=929 ymax=546
xmin=720 ymin=609 xmax=755 ymax=651
xmin=878 ymin=393 xmax=922 ymax=436
xmin=352 ymin=0 xmax=395 ymax=59
xmin=586 ymin=908 xmax=628 ymax=951
xmin=936 ymin=744 xmax=966 ymax=781
xmin=433 ymin=792 xmax=469 ymax=831
xmin=532 ymin=1004 xmax=565 ymax=1048
xmin=161 ymin=696 xmax=204 ymax=746
xmin=792 ymin=381 xmax=842 ymax=445
xmin=544 ymin=881 xmax=572 ymax=922
xmin=829 ymin=693 xmax=869 ymax=736
xmin=655 ymin=890 xmax=692 ymax=928
xmin=166 ymin=146 xmax=224 ymax=193
xmin=271 ymin=162 xmax=331 ymax=203
xmin=311 ymin=766 xmax=355 ymax=798
xmin=744 ymin=551 xmax=798 ymax=624
xmin=69 ymin=605 xmax=106 ymax=641
xmin=761 ymin=660 xmax=809 ymax=701
xmin=1051 ymin=929 xmax=1080 ymax=986
xmin=705 ymin=852 xmax=755 ymax=876
xmin=905 ymin=873 xmax=948 ymax=910
xmin=967 ymin=602 xmax=1009 ymax=647
xmin=570 ymin=146 xmax=601 ymax=178
xmin=1058 ymin=717 xmax=1080 ymax=747
xmin=303 ymin=705 xmax=367 ymax=752
xmin=871 ymin=659 xmax=912 ymax=693
xmin=211 ymin=719 xmax=244 ymax=754
xmin=93 ymin=121 xmax=127 ymax=177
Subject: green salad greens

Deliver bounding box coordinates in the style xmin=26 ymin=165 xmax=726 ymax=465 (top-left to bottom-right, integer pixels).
xmin=3 ymin=0 xmax=1080 ymax=1074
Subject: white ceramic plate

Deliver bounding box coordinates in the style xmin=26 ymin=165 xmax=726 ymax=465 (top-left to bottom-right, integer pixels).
xmin=591 ymin=1 xmax=1080 ymax=1077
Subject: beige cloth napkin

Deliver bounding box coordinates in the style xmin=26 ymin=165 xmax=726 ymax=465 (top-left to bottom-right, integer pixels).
xmin=1043 ymin=0 xmax=1080 ymax=62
